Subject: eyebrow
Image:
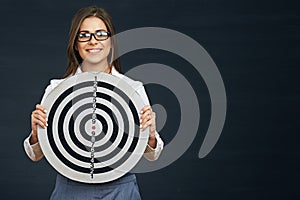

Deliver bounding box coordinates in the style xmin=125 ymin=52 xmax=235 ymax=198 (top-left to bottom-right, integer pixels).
xmin=79 ymin=29 xmax=107 ymax=32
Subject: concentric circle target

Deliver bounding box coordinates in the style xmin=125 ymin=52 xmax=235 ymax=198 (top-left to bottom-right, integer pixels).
xmin=38 ymin=72 xmax=149 ymax=183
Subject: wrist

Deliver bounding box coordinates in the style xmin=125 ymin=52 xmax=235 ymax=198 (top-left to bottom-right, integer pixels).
xmin=148 ymin=132 xmax=157 ymax=148
xmin=29 ymin=131 xmax=38 ymax=145
xmin=149 ymin=132 xmax=156 ymax=139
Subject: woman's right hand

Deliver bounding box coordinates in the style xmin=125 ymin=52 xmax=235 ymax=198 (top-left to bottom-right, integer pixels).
xmin=30 ymin=104 xmax=48 ymax=145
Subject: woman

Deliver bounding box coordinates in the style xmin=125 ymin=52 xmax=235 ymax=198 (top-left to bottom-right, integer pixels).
xmin=23 ymin=6 xmax=164 ymax=200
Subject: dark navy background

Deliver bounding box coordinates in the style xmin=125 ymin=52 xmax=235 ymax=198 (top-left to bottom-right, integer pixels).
xmin=0 ymin=0 xmax=299 ymax=199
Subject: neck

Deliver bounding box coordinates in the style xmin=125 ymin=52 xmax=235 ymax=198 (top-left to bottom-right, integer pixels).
xmin=81 ymin=60 xmax=111 ymax=73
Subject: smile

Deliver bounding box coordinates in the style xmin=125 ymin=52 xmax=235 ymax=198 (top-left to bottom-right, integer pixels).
xmin=86 ymin=48 xmax=102 ymax=53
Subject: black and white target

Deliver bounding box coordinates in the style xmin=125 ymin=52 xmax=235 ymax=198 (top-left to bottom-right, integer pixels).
xmin=38 ymin=72 xmax=149 ymax=183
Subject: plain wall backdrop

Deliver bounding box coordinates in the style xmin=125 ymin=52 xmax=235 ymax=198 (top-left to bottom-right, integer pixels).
xmin=0 ymin=0 xmax=299 ymax=199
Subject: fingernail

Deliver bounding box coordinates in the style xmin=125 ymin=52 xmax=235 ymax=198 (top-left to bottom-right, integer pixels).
xmin=140 ymin=125 xmax=142 ymax=129
xmin=44 ymin=109 xmax=47 ymax=113
xmin=140 ymin=119 xmax=142 ymax=123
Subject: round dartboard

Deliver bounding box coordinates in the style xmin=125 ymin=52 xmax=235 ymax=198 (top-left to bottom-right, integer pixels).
xmin=38 ymin=72 xmax=149 ymax=183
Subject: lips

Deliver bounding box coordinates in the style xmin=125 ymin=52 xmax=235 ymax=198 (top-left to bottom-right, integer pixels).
xmin=86 ymin=48 xmax=102 ymax=53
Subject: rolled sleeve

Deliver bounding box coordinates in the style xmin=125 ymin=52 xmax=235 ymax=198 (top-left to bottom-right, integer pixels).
xmin=23 ymin=132 xmax=44 ymax=162
xmin=144 ymin=131 xmax=164 ymax=161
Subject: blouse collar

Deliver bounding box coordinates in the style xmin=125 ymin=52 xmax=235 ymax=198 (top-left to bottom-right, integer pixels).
xmin=76 ymin=66 xmax=119 ymax=76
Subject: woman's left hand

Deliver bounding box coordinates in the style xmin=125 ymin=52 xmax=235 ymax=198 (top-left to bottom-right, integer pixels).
xmin=140 ymin=105 xmax=157 ymax=148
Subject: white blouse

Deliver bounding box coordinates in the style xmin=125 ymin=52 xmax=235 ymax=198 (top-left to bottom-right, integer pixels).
xmin=23 ymin=67 xmax=164 ymax=162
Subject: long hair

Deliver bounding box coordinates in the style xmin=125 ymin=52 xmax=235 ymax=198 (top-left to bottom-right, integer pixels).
xmin=64 ymin=6 xmax=121 ymax=77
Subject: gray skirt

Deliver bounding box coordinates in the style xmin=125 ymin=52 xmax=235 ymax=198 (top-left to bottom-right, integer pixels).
xmin=50 ymin=173 xmax=141 ymax=200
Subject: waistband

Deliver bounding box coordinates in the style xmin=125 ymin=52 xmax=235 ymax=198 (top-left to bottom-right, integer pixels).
xmin=56 ymin=172 xmax=136 ymax=187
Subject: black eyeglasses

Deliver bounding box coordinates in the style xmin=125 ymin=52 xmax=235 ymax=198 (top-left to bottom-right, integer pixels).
xmin=77 ymin=30 xmax=111 ymax=42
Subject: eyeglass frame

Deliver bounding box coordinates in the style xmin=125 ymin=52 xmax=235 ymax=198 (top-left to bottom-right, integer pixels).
xmin=77 ymin=30 xmax=111 ymax=42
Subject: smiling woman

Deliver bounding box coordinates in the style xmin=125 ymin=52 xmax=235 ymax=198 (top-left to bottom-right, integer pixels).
xmin=23 ymin=6 xmax=164 ymax=200
xmin=76 ymin=17 xmax=112 ymax=72
xmin=65 ymin=6 xmax=121 ymax=77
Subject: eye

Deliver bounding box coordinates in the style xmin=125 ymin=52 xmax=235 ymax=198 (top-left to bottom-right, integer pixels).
xmin=78 ymin=32 xmax=90 ymax=38
xmin=96 ymin=31 xmax=108 ymax=36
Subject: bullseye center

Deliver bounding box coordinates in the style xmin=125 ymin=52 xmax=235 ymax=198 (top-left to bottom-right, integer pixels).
xmin=85 ymin=119 xmax=102 ymax=136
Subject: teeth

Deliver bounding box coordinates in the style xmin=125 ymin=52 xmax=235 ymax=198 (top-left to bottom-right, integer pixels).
xmin=88 ymin=49 xmax=101 ymax=53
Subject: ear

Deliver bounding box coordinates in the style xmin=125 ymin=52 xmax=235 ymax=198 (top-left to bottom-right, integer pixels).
xmin=75 ymin=45 xmax=78 ymax=51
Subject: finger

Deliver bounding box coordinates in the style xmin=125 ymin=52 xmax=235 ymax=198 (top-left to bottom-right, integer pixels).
xmin=32 ymin=111 xmax=47 ymax=123
xmin=32 ymin=118 xmax=47 ymax=129
xmin=140 ymin=105 xmax=152 ymax=114
xmin=34 ymin=109 xmax=48 ymax=118
xmin=140 ymin=117 xmax=152 ymax=127
xmin=140 ymin=110 xmax=152 ymax=124
xmin=36 ymin=104 xmax=47 ymax=113
xmin=141 ymin=120 xmax=152 ymax=131
xmin=141 ymin=114 xmax=153 ymax=127
xmin=140 ymin=108 xmax=152 ymax=118
xmin=149 ymin=112 xmax=156 ymax=131
xmin=31 ymin=112 xmax=48 ymax=128
xmin=31 ymin=113 xmax=46 ymax=125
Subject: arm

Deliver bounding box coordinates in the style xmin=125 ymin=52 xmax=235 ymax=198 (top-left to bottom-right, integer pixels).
xmin=23 ymin=81 xmax=58 ymax=161
xmin=138 ymin=86 xmax=164 ymax=161
xmin=23 ymin=104 xmax=47 ymax=162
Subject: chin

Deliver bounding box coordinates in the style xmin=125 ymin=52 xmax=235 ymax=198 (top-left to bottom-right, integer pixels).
xmin=84 ymin=57 xmax=105 ymax=64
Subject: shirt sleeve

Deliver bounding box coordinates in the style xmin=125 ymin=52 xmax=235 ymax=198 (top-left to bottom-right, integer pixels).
xmin=144 ymin=131 xmax=164 ymax=161
xmin=23 ymin=132 xmax=44 ymax=161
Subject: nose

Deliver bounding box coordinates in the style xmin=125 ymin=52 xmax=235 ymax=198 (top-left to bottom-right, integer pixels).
xmin=88 ymin=34 xmax=98 ymax=44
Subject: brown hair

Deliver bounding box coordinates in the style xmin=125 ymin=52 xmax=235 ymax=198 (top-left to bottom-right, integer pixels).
xmin=64 ymin=6 xmax=121 ymax=77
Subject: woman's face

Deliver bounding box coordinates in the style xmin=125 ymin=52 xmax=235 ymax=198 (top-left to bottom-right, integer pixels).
xmin=76 ymin=16 xmax=111 ymax=67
